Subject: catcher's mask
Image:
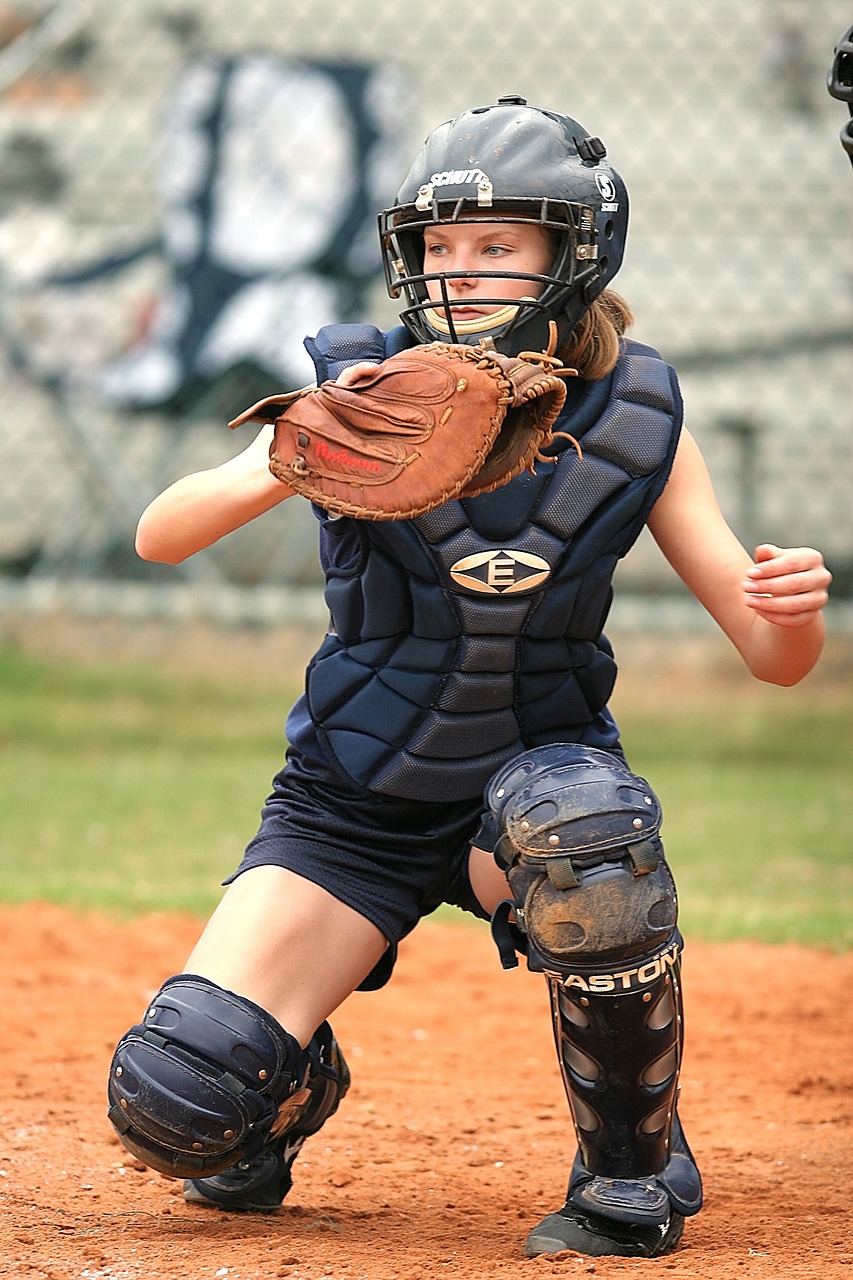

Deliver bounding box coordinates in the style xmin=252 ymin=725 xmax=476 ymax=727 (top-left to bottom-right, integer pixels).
xmin=379 ymin=95 xmax=628 ymax=357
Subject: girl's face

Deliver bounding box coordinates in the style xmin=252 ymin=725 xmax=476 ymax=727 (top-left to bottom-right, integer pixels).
xmin=422 ymin=220 xmax=553 ymax=322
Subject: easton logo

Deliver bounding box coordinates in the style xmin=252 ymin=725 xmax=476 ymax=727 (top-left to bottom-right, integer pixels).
xmin=556 ymin=942 xmax=681 ymax=995
xmin=449 ymin=549 xmax=551 ymax=595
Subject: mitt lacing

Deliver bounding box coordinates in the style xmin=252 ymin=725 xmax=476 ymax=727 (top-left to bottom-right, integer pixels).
xmin=514 ymin=350 xmax=582 ymax=464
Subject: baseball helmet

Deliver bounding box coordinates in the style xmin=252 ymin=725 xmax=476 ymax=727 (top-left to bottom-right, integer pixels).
xmin=379 ymin=95 xmax=629 ymax=356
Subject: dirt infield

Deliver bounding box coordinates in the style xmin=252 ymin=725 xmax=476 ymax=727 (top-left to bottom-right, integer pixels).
xmin=1 ymin=903 xmax=851 ymax=1280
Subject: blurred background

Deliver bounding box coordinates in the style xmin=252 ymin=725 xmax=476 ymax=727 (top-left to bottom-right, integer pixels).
xmin=0 ymin=0 xmax=850 ymax=940
xmin=0 ymin=0 xmax=850 ymax=626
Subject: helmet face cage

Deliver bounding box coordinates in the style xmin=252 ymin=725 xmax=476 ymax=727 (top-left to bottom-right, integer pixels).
xmin=379 ymin=99 xmax=628 ymax=356
xmin=379 ymin=197 xmax=599 ymax=350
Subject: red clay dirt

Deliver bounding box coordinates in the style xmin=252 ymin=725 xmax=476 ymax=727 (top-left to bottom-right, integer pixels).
xmin=0 ymin=901 xmax=850 ymax=1280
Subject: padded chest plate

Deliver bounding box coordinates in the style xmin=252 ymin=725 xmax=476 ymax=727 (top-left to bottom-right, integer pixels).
xmin=305 ymin=335 xmax=682 ymax=799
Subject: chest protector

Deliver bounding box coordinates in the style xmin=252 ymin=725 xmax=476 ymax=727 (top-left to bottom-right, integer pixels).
xmin=298 ymin=323 xmax=682 ymax=802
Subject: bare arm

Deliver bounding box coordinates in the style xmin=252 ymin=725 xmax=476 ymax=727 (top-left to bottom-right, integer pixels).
xmin=646 ymin=429 xmax=831 ymax=686
xmin=135 ymin=425 xmax=295 ymax=564
xmin=134 ymin=363 xmax=382 ymax=565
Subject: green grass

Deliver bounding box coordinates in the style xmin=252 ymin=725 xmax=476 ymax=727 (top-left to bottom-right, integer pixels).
xmin=618 ymin=699 xmax=852 ymax=948
xmin=1 ymin=646 xmax=850 ymax=946
xmin=0 ymin=649 xmax=285 ymax=915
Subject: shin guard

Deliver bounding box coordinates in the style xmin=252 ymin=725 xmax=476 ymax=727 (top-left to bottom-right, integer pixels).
xmin=182 ymin=1018 xmax=351 ymax=1211
xmin=549 ymin=953 xmax=701 ymax=1222
xmin=108 ymin=975 xmax=346 ymax=1180
xmin=488 ymin=744 xmax=702 ymax=1229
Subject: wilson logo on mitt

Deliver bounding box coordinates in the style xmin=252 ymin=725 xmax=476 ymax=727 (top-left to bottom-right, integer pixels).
xmin=229 ymin=341 xmax=579 ymax=521
xmin=314 ymin=440 xmax=383 ymax=474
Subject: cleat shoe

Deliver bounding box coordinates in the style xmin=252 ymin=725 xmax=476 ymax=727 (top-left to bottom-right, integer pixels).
xmin=525 ymin=1202 xmax=685 ymax=1258
xmin=184 ymin=1020 xmax=350 ymax=1214
xmin=183 ymin=1131 xmax=306 ymax=1213
xmin=526 ymin=1122 xmax=701 ymax=1256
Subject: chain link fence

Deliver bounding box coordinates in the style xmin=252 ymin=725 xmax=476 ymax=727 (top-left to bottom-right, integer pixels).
xmin=0 ymin=0 xmax=850 ymax=611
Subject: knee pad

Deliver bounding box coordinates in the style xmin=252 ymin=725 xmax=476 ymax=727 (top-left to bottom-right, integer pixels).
xmin=108 ymin=975 xmax=338 ymax=1179
xmin=487 ymin=744 xmax=677 ymax=978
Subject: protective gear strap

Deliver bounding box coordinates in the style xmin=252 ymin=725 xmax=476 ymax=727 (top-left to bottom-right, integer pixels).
xmin=491 ymin=898 xmax=527 ymax=970
xmin=108 ymin=975 xmax=311 ymax=1178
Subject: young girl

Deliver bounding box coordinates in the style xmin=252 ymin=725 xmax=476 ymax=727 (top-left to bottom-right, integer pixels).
xmin=108 ymin=97 xmax=830 ymax=1259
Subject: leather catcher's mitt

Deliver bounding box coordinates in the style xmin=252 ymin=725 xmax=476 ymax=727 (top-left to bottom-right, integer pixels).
xmin=228 ymin=341 xmax=576 ymax=521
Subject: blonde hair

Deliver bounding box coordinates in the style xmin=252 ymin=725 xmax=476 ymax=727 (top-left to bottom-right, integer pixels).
xmin=558 ymin=289 xmax=634 ymax=381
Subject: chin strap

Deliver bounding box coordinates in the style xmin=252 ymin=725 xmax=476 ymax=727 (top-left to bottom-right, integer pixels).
xmin=423 ymin=301 xmax=525 ymax=337
xmin=828 ymin=24 xmax=853 ymax=170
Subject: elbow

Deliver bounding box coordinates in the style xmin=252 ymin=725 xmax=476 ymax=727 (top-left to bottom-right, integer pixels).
xmin=135 ymin=523 xmax=185 ymax=565
xmin=135 ymin=542 xmax=179 ymax=566
xmin=754 ymin=668 xmax=807 ymax=689
xmin=748 ymin=630 xmax=825 ymax=688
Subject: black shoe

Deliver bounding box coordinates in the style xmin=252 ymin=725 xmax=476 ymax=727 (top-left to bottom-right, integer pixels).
xmin=525 ymin=1202 xmax=685 ymax=1258
xmin=184 ymin=1021 xmax=350 ymax=1214
xmin=183 ymin=1130 xmax=307 ymax=1213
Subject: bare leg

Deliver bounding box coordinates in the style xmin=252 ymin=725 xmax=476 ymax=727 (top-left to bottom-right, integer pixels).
xmin=184 ymin=865 xmax=388 ymax=1045
xmin=467 ymin=843 xmax=511 ymax=915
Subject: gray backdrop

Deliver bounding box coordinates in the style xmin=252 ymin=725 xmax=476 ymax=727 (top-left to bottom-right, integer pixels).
xmin=0 ymin=0 xmax=849 ymax=606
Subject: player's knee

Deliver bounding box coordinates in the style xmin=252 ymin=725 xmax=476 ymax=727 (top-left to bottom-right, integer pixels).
xmin=487 ymin=744 xmax=678 ymax=976
xmin=107 ymin=975 xmax=310 ymax=1179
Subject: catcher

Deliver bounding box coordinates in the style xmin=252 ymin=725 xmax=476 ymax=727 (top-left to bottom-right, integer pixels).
xmin=108 ymin=98 xmax=831 ymax=1258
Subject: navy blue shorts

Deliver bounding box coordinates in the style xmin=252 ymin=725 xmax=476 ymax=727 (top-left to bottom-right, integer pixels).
xmin=226 ymin=747 xmax=493 ymax=988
